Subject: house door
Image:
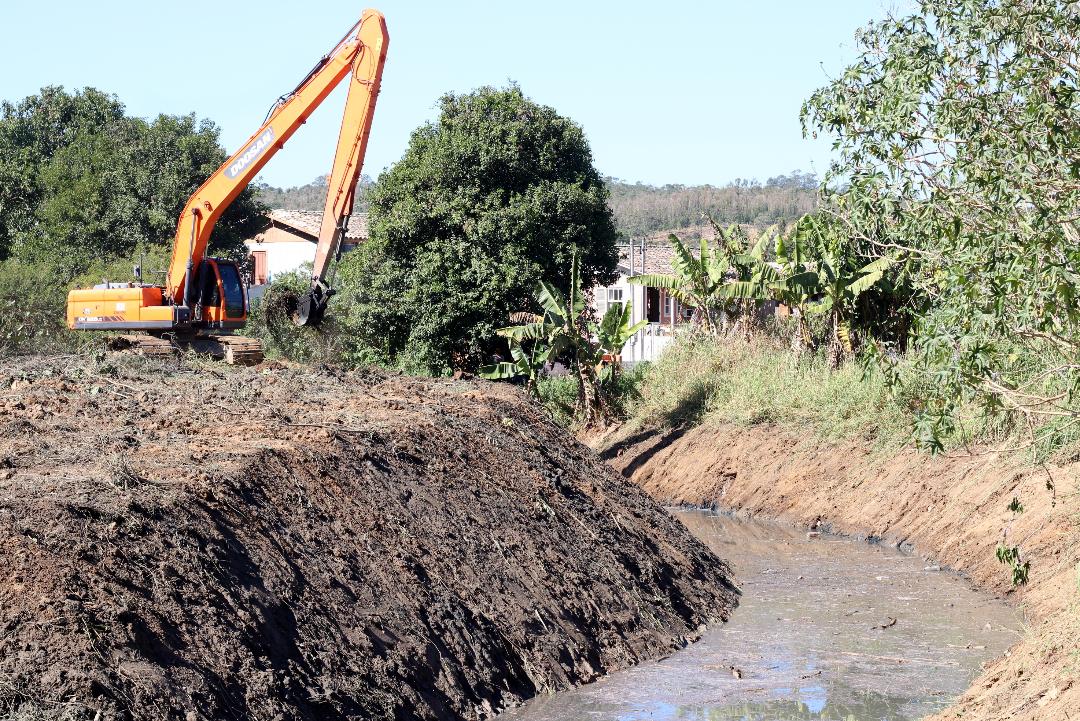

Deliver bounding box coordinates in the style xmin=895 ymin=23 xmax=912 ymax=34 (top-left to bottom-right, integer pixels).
xmin=646 ymin=287 xmax=661 ymax=323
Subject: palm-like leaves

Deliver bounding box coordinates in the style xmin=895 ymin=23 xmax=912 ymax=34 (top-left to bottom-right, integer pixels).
xmin=795 ymin=213 xmax=894 ymax=364
xmin=481 ymin=250 xmax=611 ymax=425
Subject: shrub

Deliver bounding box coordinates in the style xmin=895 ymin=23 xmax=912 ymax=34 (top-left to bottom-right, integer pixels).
xmin=0 ymin=260 xmax=75 ymax=356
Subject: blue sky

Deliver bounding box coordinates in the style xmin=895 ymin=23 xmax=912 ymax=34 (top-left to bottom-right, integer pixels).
xmin=3 ymin=1 xmax=900 ymax=188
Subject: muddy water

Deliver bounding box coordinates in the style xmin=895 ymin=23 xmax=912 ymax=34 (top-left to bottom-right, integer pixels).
xmin=501 ymin=511 xmax=1021 ymax=721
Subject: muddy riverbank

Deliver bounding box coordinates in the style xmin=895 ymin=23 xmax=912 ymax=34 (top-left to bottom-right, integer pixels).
xmin=0 ymin=357 xmax=737 ymax=721
xmin=595 ymin=422 xmax=1079 ymax=720
xmin=503 ymin=511 xmax=1021 ymax=720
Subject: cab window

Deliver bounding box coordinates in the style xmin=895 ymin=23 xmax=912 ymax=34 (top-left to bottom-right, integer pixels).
xmin=218 ymin=263 xmax=246 ymax=318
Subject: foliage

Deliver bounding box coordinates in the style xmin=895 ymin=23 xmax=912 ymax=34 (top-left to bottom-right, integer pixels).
xmin=802 ymin=0 xmax=1080 ymax=450
xmin=794 ymin=213 xmax=893 ymax=367
xmin=336 ymin=85 xmax=619 ymax=374
xmin=243 ymin=269 xmax=356 ymax=364
xmin=625 ymin=333 xmax=909 ymax=444
xmin=255 ymin=174 xmax=372 ymax=212
xmin=597 ymin=300 xmax=648 ymax=367
xmin=264 ymin=171 xmax=819 ymax=236
xmin=0 ymin=86 xmax=265 ymax=278
xmin=537 ymin=362 xmax=649 ymax=429
xmin=483 ymin=249 xmax=645 ymax=424
xmin=487 ymin=252 xmax=608 ymax=425
xmin=0 ymin=260 xmax=75 ymax=356
xmin=996 ymin=544 xmax=1031 ymax=586
xmin=477 ymin=313 xmax=553 ymax=396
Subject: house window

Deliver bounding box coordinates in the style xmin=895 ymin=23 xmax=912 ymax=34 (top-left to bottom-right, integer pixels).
xmin=606 ymin=288 xmax=623 ymax=315
xmin=665 ymin=295 xmax=675 ymax=320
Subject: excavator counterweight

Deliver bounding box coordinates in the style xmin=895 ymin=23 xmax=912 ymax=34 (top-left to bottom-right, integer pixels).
xmin=65 ymin=9 xmax=389 ymax=360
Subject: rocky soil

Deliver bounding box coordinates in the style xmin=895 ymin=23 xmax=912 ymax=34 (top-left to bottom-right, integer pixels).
xmin=595 ymin=421 xmax=1079 ymax=721
xmin=0 ymin=356 xmax=737 ymax=721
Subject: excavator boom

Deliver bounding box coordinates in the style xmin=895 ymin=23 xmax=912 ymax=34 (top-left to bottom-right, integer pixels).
xmin=297 ymin=13 xmax=388 ymax=326
xmin=167 ymin=9 xmax=389 ymax=308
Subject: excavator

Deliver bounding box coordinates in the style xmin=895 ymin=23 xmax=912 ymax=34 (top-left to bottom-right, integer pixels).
xmin=65 ymin=9 xmax=389 ymax=364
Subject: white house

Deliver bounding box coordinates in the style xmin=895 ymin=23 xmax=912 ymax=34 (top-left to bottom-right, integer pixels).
xmin=244 ymin=209 xmax=368 ymax=300
xmin=592 ymin=239 xmax=693 ymax=364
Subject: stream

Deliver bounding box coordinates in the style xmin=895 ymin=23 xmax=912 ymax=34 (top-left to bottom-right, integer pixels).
xmin=501 ymin=510 xmax=1021 ymax=721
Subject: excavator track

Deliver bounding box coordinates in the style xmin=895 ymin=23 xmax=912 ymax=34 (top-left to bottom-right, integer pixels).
xmin=105 ymin=334 xmax=263 ymax=366
xmin=106 ymin=335 xmax=179 ymax=358
xmin=196 ymin=335 xmax=265 ymax=366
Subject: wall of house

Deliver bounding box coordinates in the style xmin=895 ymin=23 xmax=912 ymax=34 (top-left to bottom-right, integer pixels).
xmin=592 ymin=273 xmax=680 ymax=365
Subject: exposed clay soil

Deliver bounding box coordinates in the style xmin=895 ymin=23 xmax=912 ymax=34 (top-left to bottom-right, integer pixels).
xmin=595 ymin=422 xmax=1079 ymax=721
xmin=0 ymin=356 xmax=737 ymax=721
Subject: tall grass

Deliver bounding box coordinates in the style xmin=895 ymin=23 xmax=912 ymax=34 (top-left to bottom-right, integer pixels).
xmin=625 ymin=334 xmax=910 ymax=447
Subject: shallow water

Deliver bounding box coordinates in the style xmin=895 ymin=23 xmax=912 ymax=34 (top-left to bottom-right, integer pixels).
xmin=501 ymin=510 xmax=1022 ymax=721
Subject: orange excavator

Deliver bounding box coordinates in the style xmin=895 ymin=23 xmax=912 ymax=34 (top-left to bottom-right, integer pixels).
xmin=65 ymin=9 xmax=389 ymax=364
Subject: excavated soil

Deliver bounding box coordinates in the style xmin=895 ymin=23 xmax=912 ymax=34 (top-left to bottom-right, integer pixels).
xmin=0 ymin=356 xmax=737 ymax=721
xmin=595 ymin=421 xmax=1080 ymax=721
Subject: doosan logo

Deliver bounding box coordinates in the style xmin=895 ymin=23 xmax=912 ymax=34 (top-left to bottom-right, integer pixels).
xmin=226 ymin=128 xmax=276 ymax=178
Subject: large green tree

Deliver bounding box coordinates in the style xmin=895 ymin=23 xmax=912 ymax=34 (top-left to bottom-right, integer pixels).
xmin=337 ymin=85 xmax=619 ymax=374
xmin=0 ymin=86 xmax=265 ymax=278
xmin=803 ymin=0 xmax=1080 ymax=450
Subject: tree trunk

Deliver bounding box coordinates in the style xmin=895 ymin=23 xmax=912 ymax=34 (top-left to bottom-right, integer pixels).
xmin=575 ymin=354 xmax=604 ymax=427
xmin=827 ymin=312 xmax=843 ymax=369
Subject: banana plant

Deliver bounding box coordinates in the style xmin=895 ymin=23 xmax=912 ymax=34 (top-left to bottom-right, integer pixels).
xmin=597 ymin=300 xmax=647 ymax=382
xmin=478 ymin=320 xmax=553 ymax=397
xmin=712 ymin=223 xmax=786 ymax=338
xmin=484 ymin=251 xmax=609 ymax=425
xmin=629 ymin=232 xmax=732 ymax=334
xmin=798 ymin=213 xmax=893 ymax=368
xmin=771 ymin=220 xmax=823 ymax=354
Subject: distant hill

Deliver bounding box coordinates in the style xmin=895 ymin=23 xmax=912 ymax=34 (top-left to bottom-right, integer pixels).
xmin=254 ymin=175 xmax=372 ymax=213
xmin=255 ymin=171 xmax=819 ymax=235
xmin=606 ymin=171 xmax=820 ymax=236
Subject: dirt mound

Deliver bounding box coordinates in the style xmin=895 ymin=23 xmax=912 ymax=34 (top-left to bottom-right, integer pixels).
xmin=0 ymin=357 xmax=737 ymax=721
xmin=597 ymin=422 xmax=1079 ymax=721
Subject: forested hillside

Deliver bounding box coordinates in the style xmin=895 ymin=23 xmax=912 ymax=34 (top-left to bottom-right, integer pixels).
xmin=606 ymin=171 xmax=819 ymax=234
xmin=255 ymin=171 xmax=819 ymax=234
xmin=254 ymin=174 xmax=372 ymax=212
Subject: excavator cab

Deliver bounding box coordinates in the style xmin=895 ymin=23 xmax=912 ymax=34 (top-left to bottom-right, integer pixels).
xmin=194 ymin=259 xmax=247 ymax=329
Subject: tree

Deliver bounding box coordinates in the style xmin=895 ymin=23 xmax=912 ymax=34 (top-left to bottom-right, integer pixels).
xmin=0 ymin=86 xmax=265 ymax=277
xmin=802 ymin=0 xmax=1080 ymax=446
xmin=336 ymin=85 xmax=619 ymax=374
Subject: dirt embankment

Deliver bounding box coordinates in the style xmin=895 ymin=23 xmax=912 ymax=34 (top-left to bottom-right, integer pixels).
xmin=0 ymin=357 xmax=737 ymax=721
xmin=596 ymin=422 xmax=1079 ymax=721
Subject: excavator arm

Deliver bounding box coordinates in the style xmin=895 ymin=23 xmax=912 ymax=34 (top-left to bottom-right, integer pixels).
xmin=296 ymin=18 xmax=387 ymax=327
xmin=165 ymin=9 xmax=389 ymax=317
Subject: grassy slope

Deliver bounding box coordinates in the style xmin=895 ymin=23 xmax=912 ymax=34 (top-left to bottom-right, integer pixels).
xmin=621 ymin=334 xmax=910 ymax=448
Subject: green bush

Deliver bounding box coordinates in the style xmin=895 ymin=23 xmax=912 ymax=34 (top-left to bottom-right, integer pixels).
xmin=0 ymin=260 xmax=76 ymax=356
xmin=242 ymin=270 xmax=360 ymax=365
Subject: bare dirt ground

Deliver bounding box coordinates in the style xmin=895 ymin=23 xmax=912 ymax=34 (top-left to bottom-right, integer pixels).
xmin=0 ymin=356 xmax=737 ymax=721
xmin=595 ymin=422 xmax=1079 ymax=721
